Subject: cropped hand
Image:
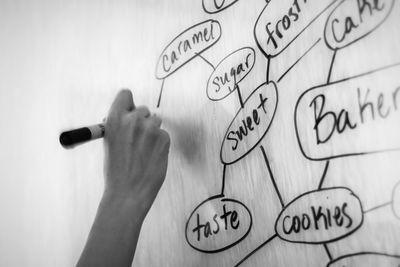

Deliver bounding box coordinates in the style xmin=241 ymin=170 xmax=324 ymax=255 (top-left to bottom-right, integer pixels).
xmin=104 ymin=89 xmax=170 ymax=211
xmin=77 ymin=89 xmax=170 ymax=267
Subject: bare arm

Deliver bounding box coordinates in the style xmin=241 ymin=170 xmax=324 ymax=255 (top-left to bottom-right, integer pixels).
xmin=77 ymin=90 xmax=170 ymax=267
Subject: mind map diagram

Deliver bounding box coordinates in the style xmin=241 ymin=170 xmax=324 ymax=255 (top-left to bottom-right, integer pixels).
xmin=154 ymin=0 xmax=400 ymax=266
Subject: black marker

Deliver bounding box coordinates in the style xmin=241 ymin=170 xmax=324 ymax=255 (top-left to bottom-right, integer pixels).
xmin=60 ymin=124 xmax=105 ymax=148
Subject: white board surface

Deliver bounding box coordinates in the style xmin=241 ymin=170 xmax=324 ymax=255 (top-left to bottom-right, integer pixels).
xmin=1 ymin=0 xmax=400 ymax=266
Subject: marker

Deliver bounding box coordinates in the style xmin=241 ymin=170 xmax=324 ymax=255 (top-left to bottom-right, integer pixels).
xmin=60 ymin=124 xmax=105 ymax=148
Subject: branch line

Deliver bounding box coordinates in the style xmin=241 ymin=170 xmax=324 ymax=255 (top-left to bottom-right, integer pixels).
xmin=220 ymin=164 xmax=227 ymax=196
xmin=234 ymin=234 xmax=277 ymax=267
xmin=327 ymin=50 xmax=337 ymax=84
xmin=260 ymin=145 xmax=285 ymax=208
xmin=236 ymin=84 xmax=244 ymax=109
xmin=156 ymin=79 xmax=165 ymax=108
xmin=318 ymin=161 xmax=330 ymax=190
xmin=363 ymin=201 xmax=392 ymax=214
xmin=323 ymin=243 xmax=333 ymax=261
xmin=196 ymin=53 xmax=215 ymax=70
xmin=277 ymin=38 xmax=321 ymax=83
xmin=266 ymin=59 xmax=270 ymax=83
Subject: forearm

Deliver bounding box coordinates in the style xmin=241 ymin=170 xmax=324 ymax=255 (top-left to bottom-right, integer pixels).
xmin=77 ymin=191 xmax=149 ymax=267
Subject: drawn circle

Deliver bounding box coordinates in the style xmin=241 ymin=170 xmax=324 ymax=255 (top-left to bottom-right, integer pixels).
xmin=185 ymin=195 xmax=252 ymax=253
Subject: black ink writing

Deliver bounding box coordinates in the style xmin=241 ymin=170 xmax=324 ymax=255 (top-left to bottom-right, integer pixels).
xmin=192 ymin=204 xmax=240 ymax=241
xmin=212 ymin=53 xmax=253 ymax=93
xmin=264 ymin=0 xmax=308 ymax=50
xmin=163 ymin=24 xmax=218 ymax=72
xmin=310 ymin=94 xmax=357 ymax=145
xmin=227 ymin=93 xmax=268 ymax=150
xmin=282 ymin=203 xmax=353 ymax=235
xmin=329 ymin=0 xmax=386 ymax=44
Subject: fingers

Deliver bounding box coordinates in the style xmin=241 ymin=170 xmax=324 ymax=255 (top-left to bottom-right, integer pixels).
xmin=107 ymin=90 xmax=164 ymax=134
xmin=134 ymin=106 xmax=151 ymax=118
xmin=148 ymin=115 xmax=162 ymax=128
xmin=109 ymin=89 xmax=135 ymax=117
xmin=127 ymin=107 xmax=162 ymax=128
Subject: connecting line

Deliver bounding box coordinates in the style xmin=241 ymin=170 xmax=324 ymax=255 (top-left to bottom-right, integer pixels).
xmin=266 ymin=59 xmax=270 ymax=83
xmin=234 ymin=234 xmax=278 ymax=267
xmin=326 ymin=50 xmax=337 ymax=84
xmin=363 ymin=201 xmax=392 ymax=214
xmin=156 ymin=79 xmax=165 ymax=108
xmin=236 ymin=84 xmax=245 ymax=109
xmin=323 ymin=243 xmax=333 ymax=261
xmin=277 ymin=38 xmax=321 ymax=83
xmin=196 ymin=53 xmax=215 ymax=70
xmin=260 ymin=145 xmax=285 ymax=208
xmin=220 ymin=164 xmax=227 ymax=196
xmin=318 ymin=161 xmax=330 ymax=190
xmin=233 ymin=75 xmax=244 ymax=108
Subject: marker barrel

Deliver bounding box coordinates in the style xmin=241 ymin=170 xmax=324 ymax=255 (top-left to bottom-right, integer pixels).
xmin=60 ymin=124 xmax=105 ymax=148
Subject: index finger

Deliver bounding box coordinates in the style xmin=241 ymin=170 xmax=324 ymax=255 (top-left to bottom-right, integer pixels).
xmin=109 ymin=89 xmax=135 ymax=116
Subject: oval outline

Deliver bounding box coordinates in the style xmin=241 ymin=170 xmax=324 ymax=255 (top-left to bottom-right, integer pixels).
xmin=220 ymin=81 xmax=278 ymax=165
xmin=293 ymin=62 xmax=400 ymax=161
xmin=155 ymin=19 xmax=222 ymax=80
xmin=323 ymin=0 xmax=395 ymax=51
xmin=206 ymin=47 xmax=256 ymax=101
xmin=185 ymin=195 xmax=253 ymax=253
xmin=202 ymin=0 xmax=239 ymax=14
xmin=254 ymin=0 xmax=339 ymax=59
xmin=326 ymin=252 xmax=400 ymax=267
xmin=274 ymin=186 xmax=364 ymax=244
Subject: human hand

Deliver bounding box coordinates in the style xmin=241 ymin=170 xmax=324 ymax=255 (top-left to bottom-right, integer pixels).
xmin=103 ymin=89 xmax=170 ymax=212
xmin=77 ymin=90 xmax=170 ymax=267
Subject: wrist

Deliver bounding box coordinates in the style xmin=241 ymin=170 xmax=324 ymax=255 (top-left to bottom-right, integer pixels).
xmin=101 ymin=188 xmax=152 ymax=221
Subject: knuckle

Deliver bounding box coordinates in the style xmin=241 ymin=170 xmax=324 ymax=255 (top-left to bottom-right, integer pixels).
xmin=136 ymin=105 xmax=150 ymax=114
xmin=131 ymin=113 xmax=143 ymax=123
xmin=133 ymin=117 xmax=146 ymax=130
xmin=136 ymin=120 xmax=157 ymax=137
xmin=125 ymin=114 xmax=143 ymax=133
xmin=142 ymin=106 xmax=150 ymax=113
xmin=148 ymin=117 xmax=161 ymax=128
xmin=130 ymin=111 xmax=143 ymax=121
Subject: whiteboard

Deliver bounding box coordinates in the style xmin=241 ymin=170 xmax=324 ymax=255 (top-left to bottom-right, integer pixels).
xmin=0 ymin=0 xmax=400 ymax=266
